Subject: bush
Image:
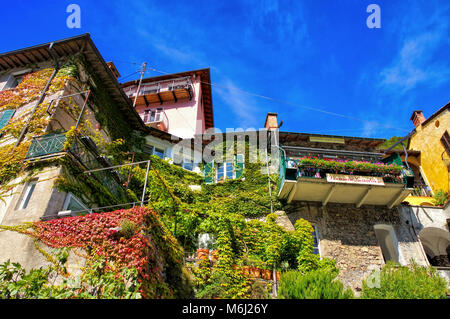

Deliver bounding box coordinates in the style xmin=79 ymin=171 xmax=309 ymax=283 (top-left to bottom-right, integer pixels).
xmin=361 ymin=262 xmax=448 ymax=299
xmin=433 ymin=189 xmax=449 ymax=206
xmin=278 ymin=269 xmax=353 ymax=299
xmin=120 ymin=219 xmax=137 ymax=239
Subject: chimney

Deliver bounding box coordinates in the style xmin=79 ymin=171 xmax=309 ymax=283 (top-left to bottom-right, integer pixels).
xmin=106 ymin=61 xmax=121 ymax=80
xmin=264 ymin=112 xmax=279 ymax=131
xmin=410 ymin=110 xmax=426 ymax=128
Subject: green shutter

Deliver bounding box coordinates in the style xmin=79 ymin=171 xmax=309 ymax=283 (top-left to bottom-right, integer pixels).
xmin=235 ymin=154 xmax=244 ymax=179
xmin=0 ymin=109 xmax=15 ymax=130
xmin=204 ymin=161 xmax=214 ymax=184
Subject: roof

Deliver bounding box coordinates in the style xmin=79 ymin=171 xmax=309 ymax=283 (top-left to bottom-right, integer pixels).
xmin=420 ymin=102 xmax=450 ymax=127
xmin=121 ymin=68 xmax=214 ymax=130
xmin=0 ymin=33 xmax=148 ymax=133
xmin=279 ymin=131 xmax=385 ymax=148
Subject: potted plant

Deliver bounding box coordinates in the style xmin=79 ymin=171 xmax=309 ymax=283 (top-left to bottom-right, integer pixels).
xmin=197 ymin=248 xmax=209 ymax=260
xmin=261 ymin=268 xmax=272 ymax=280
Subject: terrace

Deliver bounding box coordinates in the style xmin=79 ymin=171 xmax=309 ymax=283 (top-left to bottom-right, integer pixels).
xmin=278 ymin=148 xmax=414 ymax=208
xmin=24 ymin=132 xmax=125 ymax=199
xmin=124 ymin=76 xmax=193 ymax=106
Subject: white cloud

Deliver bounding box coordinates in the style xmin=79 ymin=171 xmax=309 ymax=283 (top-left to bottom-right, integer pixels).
xmin=214 ymin=79 xmax=260 ymax=129
xmin=378 ymin=10 xmax=450 ymax=94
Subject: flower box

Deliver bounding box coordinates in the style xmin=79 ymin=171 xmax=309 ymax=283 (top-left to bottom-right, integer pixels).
xmin=261 ymin=269 xmax=272 ymax=280
xmin=250 ymin=267 xmax=261 ymax=278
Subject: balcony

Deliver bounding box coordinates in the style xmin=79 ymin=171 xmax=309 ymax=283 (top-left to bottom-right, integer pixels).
xmin=141 ymin=108 xmax=168 ymax=131
xmin=125 ymin=76 xmax=193 ymax=106
xmin=24 ymin=133 xmax=125 ymax=199
xmin=278 ymin=155 xmax=413 ymax=208
xmin=25 ymin=133 xmax=66 ymax=160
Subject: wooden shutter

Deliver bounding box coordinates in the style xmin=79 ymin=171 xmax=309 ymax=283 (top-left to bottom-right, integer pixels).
xmin=235 ymin=154 xmax=244 ymax=179
xmin=441 ymin=131 xmax=450 ymax=157
xmin=0 ymin=109 xmax=15 ymax=130
xmin=204 ymin=161 xmax=214 ymax=184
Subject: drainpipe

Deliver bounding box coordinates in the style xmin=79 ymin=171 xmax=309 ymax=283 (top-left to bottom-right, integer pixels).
xmin=15 ymin=42 xmax=60 ymax=147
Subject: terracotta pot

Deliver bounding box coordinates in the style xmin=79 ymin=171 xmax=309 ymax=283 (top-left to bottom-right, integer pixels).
xmin=250 ymin=267 xmax=261 ymax=278
xmin=197 ymin=248 xmax=209 ymax=260
xmin=261 ymin=269 xmax=272 ymax=280
xmin=241 ymin=266 xmax=250 ymax=276
xmin=210 ymin=250 xmax=219 ymax=262
xmin=276 ymin=271 xmax=281 ymax=281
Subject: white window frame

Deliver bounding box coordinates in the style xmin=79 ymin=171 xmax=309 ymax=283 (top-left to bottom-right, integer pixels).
xmin=17 ymin=180 xmax=37 ymax=210
xmin=1 ymin=69 xmax=31 ymax=91
xmin=216 ymin=161 xmax=234 ymax=182
xmin=62 ymin=192 xmax=88 ymax=212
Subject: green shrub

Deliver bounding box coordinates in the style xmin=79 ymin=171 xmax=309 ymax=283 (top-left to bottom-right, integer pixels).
xmin=361 ymin=262 xmax=448 ymax=299
xmin=120 ymin=219 xmax=137 ymax=239
xmin=433 ymin=189 xmax=449 ymax=206
xmin=278 ymin=269 xmax=353 ymax=299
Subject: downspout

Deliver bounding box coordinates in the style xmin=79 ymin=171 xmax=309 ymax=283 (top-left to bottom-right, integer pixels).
xmin=14 ymin=42 xmax=60 ymax=147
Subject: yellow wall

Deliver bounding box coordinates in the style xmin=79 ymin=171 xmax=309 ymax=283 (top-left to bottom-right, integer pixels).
xmin=408 ymin=109 xmax=450 ymax=194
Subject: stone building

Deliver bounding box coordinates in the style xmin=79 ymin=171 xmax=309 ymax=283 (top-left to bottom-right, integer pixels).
xmin=267 ymin=112 xmax=450 ymax=290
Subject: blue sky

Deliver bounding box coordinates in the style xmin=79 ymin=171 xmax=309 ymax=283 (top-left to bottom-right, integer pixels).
xmin=1 ymin=1 xmax=449 ymax=138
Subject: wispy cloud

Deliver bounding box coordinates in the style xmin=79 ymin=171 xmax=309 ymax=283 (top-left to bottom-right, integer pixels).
xmin=378 ymin=8 xmax=450 ymax=94
xmin=214 ymin=79 xmax=260 ymax=129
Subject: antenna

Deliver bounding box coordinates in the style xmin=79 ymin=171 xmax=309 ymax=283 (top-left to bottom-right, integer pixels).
xmin=133 ymin=62 xmax=147 ymax=108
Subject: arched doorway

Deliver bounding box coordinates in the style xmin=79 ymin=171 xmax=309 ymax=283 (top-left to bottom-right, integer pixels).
xmin=419 ymin=227 xmax=450 ymax=267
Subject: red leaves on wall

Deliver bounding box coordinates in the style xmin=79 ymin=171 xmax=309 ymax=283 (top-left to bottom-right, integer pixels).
xmin=33 ymin=207 xmax=165 ymax=292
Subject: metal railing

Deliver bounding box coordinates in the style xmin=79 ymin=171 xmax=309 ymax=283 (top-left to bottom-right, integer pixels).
xmin=125 ymin=76 xmax=192 ymax=98
xmin=411 ymin=182 xmax=433 ymax=197
xmin=278 ymin=151 xmax=411 ymax=186
xmin=25 ymin=133 xmax=66 ymax=159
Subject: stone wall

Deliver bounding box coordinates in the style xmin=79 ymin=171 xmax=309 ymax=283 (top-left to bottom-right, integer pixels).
xmin=277 ymin=202 xmax=428 ymax=291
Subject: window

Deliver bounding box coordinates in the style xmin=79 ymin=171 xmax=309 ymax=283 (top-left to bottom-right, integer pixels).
xmin=441 ymin=131 xmax=450 ymax=157
xmin=142 ymin=144 xmax=164 ymax=159
xmin=217 ymin=162 xmax=234 ymax=181
xmin=374 ymin=224 xmax=400 ymax=263
xmin=142 ymin=144 xmax=154 ymax=155
xmin=62 ymin=193 xmax=88 ymax=212
xmin=312 ymin=225 xmax=321 ymax=256
xmin=143 ymin=108 xmax=163 ymax=123
xmin=2 ymin=73 xmax=26 ymax=91
xmin=182 ymin=161 xmax=194 ymax=171
xmin=153 ymin=147 xmax=165 ymax=159
xmin=0 ymin=109 xmax=15 ymax=130
xmin=17 ymin=180 xmax=37 ymax=210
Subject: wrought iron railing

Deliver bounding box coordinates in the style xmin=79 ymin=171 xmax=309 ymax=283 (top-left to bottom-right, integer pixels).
xmin=278 ymin=152 xmax=412 ymax=186
xmin=25 ymin=133 xmax=125 ymax=199
xmin=411 ymin=182 xmax=433 ymax=197
xmin=25 ymin=133 xmax=66 ymax=159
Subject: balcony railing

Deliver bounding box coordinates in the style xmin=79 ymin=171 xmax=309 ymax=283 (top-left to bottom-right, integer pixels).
xmin=25 ymin=133 xmax=66 ymax=159
xmin=25 ymin=133 xmax=125 ymax=199
xmin=281 ymin=157 xmax=410 ymax=185
xmin=278 ymin=152 xmax=413 ymax=207
xmin=125 ymin=76 xmax=193 ymax=106
xmin=141 ymin=109 xmax=169 ymax=131
xmin=411 ymin=182 xmax=433 ymax=197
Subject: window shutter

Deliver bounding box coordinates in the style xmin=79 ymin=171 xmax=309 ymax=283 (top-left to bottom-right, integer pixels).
xmin=204 ymin=161 xmax=214 ymax=184
xmin=441 ymin=131 xmax=450 ymax=157
xmin=0 ymin=109 xmax=15 ymax=130
xmin=235 ymin=154 xmax=244 ymax=178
